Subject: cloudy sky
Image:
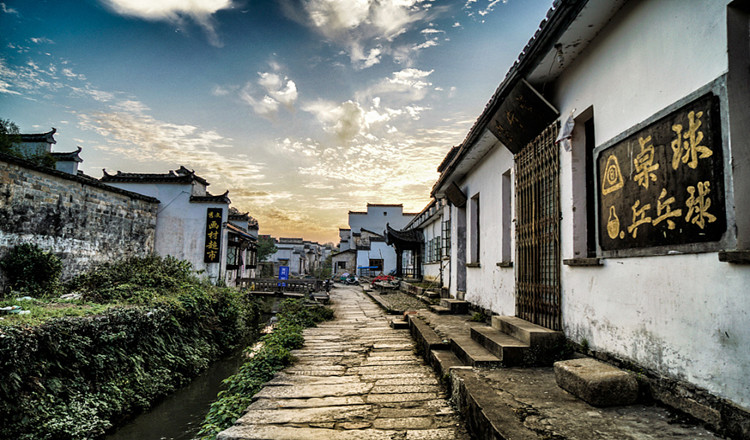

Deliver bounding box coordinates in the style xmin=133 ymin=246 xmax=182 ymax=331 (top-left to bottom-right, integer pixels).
xmin=1 ymin=0 xmax=552 ymax=243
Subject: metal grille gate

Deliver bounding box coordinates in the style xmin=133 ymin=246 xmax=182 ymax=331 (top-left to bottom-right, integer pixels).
xmin=515 ymin=122 xmax=561 ymax=330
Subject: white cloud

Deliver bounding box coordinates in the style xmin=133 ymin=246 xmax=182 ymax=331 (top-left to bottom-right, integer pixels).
xmin=239 ymin=68 xmax=298 ymax=118
xmin=464 ymin=0 xmax=506 ymax=19
xmin=30 ymin=37 xmax=55 ymax=45
xmin=99 ymin=0 xmax=234 ymax=47
xmin=302 ymin=99 xmax=365 ymax=142
xmin=284 ymin=0 xmax=434 ymax=68
xmin=361 ymin=68 xmax=434 ymax=103
xmin=0 ymin=3 xmax=18 ymax=14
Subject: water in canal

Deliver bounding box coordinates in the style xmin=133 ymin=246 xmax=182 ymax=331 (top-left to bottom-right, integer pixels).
xmin=106 ymin=297 xmax=280 ymax=440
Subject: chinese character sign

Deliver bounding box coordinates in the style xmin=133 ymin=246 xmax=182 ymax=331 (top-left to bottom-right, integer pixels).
xmin=204 ymin=208 xmax=223 ymax=263
xmin=279 ymin=266 xmax=289 ymax=280
xmin=597 ymin=94 xmax=725 ymax=252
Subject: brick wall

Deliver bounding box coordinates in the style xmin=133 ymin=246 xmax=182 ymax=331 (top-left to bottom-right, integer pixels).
xmin=0 ymin=154 xmax=159 ymax=280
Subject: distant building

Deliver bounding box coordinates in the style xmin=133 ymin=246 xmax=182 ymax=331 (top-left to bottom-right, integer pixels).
xmin=13 ymin=128 xmax=84 ymax=175
xmin=335 ymin=203 xmax=416 ymax=277
xmin=265 ymin=236 xmax=329 ymax=277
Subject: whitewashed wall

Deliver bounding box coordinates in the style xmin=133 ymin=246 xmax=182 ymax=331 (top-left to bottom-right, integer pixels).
xmin=106 ymin=182 xmax=227 ymax=282
xmin=453 ymin=142 xmax=516 ymax=314
xmin=553 ymin=0 xmax=748 ymax=409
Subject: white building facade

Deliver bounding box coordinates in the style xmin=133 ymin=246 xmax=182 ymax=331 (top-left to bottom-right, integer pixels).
xmin=429 ymin=1 xmax=750 ymax=436
xmin=102 ymin=166 xmax=231 ymax=284
xmin=339 ymin=204 xmax=416 ymax=276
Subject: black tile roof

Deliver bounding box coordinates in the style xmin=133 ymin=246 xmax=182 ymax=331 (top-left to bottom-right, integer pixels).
xmin=19 ymin=128 xmax=56 ymax=144
xmin=190 ymin=191 xmax=230 ymax=204
xmin=101 ymin=165 xmax=210 ymax=186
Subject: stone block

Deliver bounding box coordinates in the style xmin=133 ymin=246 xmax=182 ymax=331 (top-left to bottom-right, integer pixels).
xmin=554 ymin=358 xmax=638 ymax=407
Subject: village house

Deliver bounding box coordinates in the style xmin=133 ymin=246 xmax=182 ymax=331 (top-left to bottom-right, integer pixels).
xmin=334 ymin=203 xmax=416 ymax=277
xmin=101 ymin=166 xmax=233 ymax=284
xmin=401 ymin=0 xmax=750 ymax=435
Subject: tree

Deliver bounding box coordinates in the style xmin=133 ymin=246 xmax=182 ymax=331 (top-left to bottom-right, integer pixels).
xmin=0 ymin=118 xmax=56 ymax=167
xmin=0 ymin=118 xmax=21 ymax=155
xmin=256 ymin=236 xmax=278 ymax=262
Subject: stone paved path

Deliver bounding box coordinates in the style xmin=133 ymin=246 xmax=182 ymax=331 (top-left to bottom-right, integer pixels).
xmin=218 ymin=285 xmax=469 ymax=440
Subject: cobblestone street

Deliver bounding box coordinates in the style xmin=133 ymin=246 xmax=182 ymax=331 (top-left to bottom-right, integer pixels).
xmin=218 ymin=285 xmax=469 ymax=440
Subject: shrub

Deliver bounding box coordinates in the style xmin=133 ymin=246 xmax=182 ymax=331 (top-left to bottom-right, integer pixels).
xmin=0 ymin=243 xmax=62 ymax=296
xmin=0 ymin=256 xmax=261 ymax=439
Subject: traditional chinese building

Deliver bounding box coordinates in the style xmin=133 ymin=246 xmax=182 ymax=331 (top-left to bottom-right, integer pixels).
xmin=101 ymin=166 xmax=231 ymax=284
xmin=424 ymin=0 xmax=749 ymax=436
xmin=338 ymin=203 xmax=416 ymax=277
xmin=225 ymin=207 xmax=258 ymax=285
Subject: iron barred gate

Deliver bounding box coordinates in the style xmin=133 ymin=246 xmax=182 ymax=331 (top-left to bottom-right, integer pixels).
xmin=515 ymin=122 xmax=561 ymax=330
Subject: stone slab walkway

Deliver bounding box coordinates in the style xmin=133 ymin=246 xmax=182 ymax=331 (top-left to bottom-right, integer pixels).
xmin=218 ymin=285 xmax=469 ymax=440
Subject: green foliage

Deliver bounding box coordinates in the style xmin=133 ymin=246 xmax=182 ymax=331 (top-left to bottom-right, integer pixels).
xmin=67 ymin=255 xmax=197 ymax=304
xmin=197 ymin=299 xmax=333 ymax=439
xmin=470 ymin=311 xmax=487 ymax=322
xmin=256 ymin=236 xmax=278 ymax=262
xmin=0 ymin=243 xmax=62 ymax=297
xmin=0 ymin=256 xmax=261 ymax=440
xmin=580 ymin=338 xmax=590 ymax=353
xmin=0 ymin=119 xmax=56 ymax=168
xmin=0 ymin=118 xmax=20 ymax=154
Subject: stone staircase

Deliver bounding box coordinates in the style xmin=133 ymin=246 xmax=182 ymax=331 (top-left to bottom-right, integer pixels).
xmin=407 ymin=310 xmax=565 ymax=374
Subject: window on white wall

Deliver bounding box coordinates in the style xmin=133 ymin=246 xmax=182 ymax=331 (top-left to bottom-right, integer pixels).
xmin=470 ymin=193 xmax=480 ymax=264
xmin=442 ymin=217 xmax=451 ymax=257
xmin=570 ymin=107 xmax=597 ymax=258
xmin=501 ymin=169 xmax=512 ymax=264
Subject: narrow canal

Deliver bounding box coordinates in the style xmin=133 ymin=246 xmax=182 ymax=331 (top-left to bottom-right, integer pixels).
xmin=105 ymin=296 xmax=281 ymax=440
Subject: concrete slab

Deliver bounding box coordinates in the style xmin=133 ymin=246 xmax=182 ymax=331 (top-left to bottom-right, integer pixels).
xmin=554 ymin=358 xmax=639 ymax=407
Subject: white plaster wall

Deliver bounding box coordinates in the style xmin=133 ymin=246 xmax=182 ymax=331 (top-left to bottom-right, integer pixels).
xmin=457 ymin=143 xmax=516 ymax=315
xmin=553 ymin=0 xmax=749 ymax=409
xmin=349 ymin=206 xmax=414 ymax=235
xmin=106 ymin=182 xmax=226 ymax=281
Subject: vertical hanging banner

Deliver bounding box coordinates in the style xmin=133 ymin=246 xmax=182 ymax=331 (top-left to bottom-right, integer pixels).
xmin=204 ymin=208 xmax=223 ymax=263
xmin=597 ymin=93 xmax=725 ymax=252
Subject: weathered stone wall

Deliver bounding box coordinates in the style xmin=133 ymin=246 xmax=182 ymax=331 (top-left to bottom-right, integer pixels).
xmin=0 ymin=154 xmax=159 ymax=281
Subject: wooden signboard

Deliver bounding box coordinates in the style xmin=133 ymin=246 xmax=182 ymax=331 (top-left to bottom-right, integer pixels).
xmin=488 ymin=80 xmax=559 ymax=154
xmin=597 ymin=93 xmax=725 ymax=252
xmin=204 ymin=208 xmax=223 ymax=263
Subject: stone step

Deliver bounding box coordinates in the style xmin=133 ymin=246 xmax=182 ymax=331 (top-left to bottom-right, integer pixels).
xmin=428 ymin=349 xmax=463 ymax=378
xmin=424 ymin=290 xmax=441 ymax=299
xmin=554 ymin=358 xmax=639 ymax=407
xmin=470 ymin=326 xmax=528 ymax=366
xmin=440 ymin=298 xmax=469 ymax=314
xmin=492 ymin=315 xmax=564 ymax=346
xmin=449 ymin=334 xmax=503 ymax=368
xmin=388 ymin=318 xmax=409 ymax=329
xmin=407 ymin=314 xmax=449 ymax=350
xmin=429 ymin=305 xmax=451 ymax=314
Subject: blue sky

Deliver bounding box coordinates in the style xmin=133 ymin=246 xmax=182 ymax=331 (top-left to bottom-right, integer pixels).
xmin=1 ymin=0 xmax=552 ymax=243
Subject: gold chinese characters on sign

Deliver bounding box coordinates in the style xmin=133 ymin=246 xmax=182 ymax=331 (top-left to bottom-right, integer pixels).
xmin=204 ymin=208 xmax=223 ymax=263
xmin=597 ymin=94 xmax=725 ymax=252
